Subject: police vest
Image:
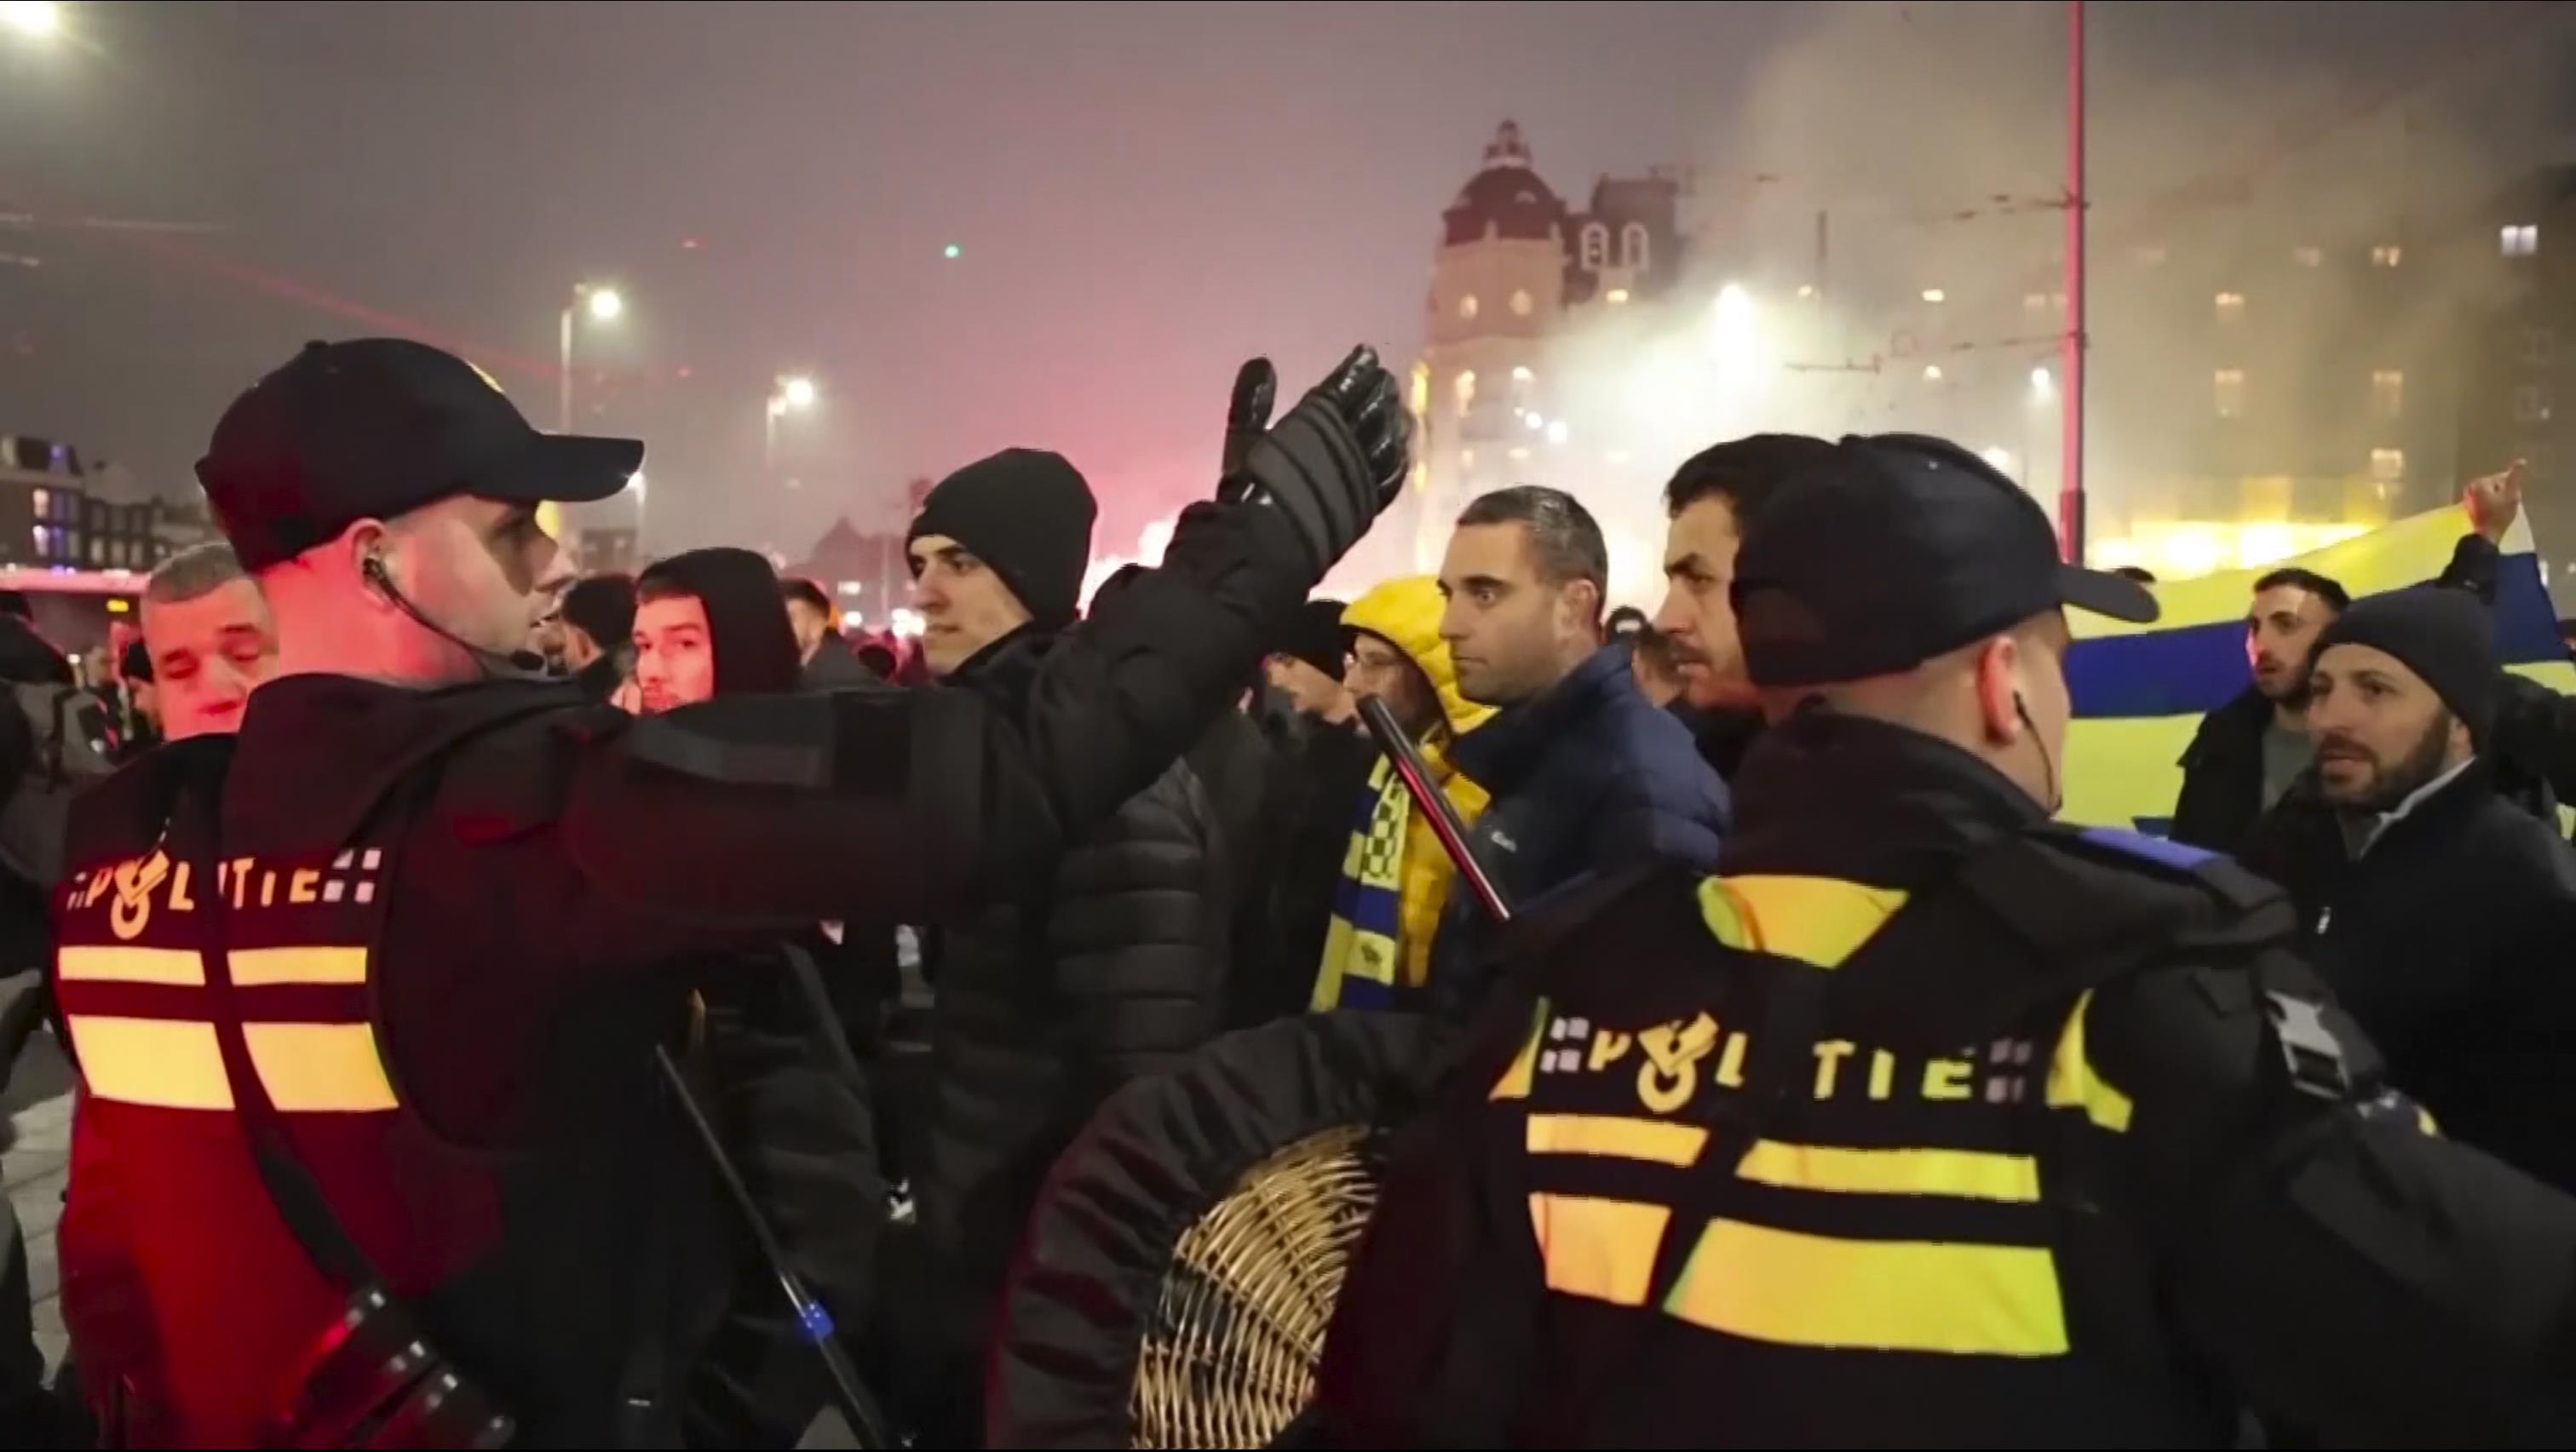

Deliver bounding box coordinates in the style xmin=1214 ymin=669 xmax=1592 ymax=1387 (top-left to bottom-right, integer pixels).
xmin=50 ymin=737 xmax=706 ymax=1449
xmin=1447 ymin=828 xmax=2298 ymax=1447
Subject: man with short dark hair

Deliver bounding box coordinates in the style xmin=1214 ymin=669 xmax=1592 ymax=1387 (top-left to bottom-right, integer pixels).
xmin=2170 ymin=565 xmax=2351 ymax=852
xmin=1430 ymin=485 xmax=1727 ymax=1032
xmin=780 ymin=576 xmax=873 ymax=688
xmin=554 ymin=572 xmax=634 ymax=700
xmin=1653 ymin=433 xmax=1838 ymax=778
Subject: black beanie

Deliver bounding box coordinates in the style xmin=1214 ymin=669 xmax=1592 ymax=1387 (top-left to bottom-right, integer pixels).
xmin=2310 ymin=587 xmax=2499 ymax=743
xmin=1274 ymin=598 xmax=1348 ymax=679
xmin=907 ymin=449 xmax=1097 ymax=630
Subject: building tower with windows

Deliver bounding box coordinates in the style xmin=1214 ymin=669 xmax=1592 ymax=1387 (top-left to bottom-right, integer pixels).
xmin=1414 ymin=122 xmax=1567 ymax=569
xmin=1405 ymin=123 xmax=1690 ymax=580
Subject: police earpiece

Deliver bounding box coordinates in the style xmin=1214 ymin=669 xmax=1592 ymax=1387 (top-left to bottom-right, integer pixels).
xmin=2014 ymin=692 xmax=2061 ymax=812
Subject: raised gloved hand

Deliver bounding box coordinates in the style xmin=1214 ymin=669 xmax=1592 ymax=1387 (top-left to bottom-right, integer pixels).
xmin=1222 ymin=358 xmax=1278 ymax=481
xmin=1221 ymin=346 xmax=1412 ymax=576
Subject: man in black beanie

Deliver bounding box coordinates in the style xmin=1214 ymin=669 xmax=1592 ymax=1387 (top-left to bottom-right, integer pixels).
xmin=894 ymin=449 xmax=1256 ymax=1443
xmin=906 ymin=448 xmax=1097 ymax=677
xmin=2241 ymin=585 xmax=2576 ymax=1192
xmin=1263 ymin=596 xmax=1355 ymax=726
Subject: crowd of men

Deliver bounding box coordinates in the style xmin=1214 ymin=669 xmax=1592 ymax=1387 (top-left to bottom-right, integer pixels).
xmin=0 ymin=335 xmax=2572 ymax=1448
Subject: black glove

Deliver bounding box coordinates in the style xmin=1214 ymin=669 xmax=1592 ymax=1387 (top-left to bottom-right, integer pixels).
xmin=1222 ymin=346 xmax=1412 ymax=576
xmin=1222 ymin=358 xmax=1278 ymax=481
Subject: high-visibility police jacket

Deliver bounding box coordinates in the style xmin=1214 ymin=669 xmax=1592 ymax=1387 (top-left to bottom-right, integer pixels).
xmin=1313 ymin=711 xmax=2576 ymax=1448
xmin=49 ymin=733 xmax=716 ymax=1449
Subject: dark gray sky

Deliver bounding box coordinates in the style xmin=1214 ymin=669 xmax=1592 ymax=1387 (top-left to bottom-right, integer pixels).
xmin=3 ymin=1 xmax=2563 ymax=560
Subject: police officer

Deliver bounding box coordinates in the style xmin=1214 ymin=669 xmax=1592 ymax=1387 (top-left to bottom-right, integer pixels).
xmin=1309 ymin=434 xmax=2576 ymax=1446
xmin=47 ymin=336 xmax=1407 ymax=1449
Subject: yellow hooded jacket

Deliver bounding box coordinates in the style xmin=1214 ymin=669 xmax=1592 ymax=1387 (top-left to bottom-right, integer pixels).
xmin=1310 ymin=576 xmax=1495 ymax=1012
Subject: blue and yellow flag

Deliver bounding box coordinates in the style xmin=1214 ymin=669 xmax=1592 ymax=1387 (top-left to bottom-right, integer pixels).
xmin=2063 ymin=508 xmax=2574 ymax=833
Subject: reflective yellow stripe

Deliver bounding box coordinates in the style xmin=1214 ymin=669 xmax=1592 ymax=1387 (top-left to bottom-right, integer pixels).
xmin=1488 ymin=996 xmax=1550 ymax=1103
xmin=1527 ymin=1112 xmax=1705 ymax=1165
xmin=244 ymin=1023 xmax=397 ymax=1113
xmin=1736 ymin=1141 xmax=2042 ymax=1203
xmin=66 ymin=1016 xmax=232 ymax=1110
xmin=58 ymin=945 xmax=204 ymax=986
xmin=1697 ymin=875 xmax=1907 ymax=969
xmin=1667 ymin=1220 xmax=2069 ymax=1357
xmin=1527 ymin=1193 xmax=1668 ymax=1306
xmin=2044 ymin=990 xmax=2134 ymax=1133
xmin=230 ymin=946 xmax=368 ymax=987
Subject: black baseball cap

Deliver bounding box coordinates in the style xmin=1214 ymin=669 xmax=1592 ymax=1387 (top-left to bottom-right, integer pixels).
xmin=1732 ymin=433 xmax=2157 ymax=688
xmin=195 ymin=338 xmax=642 ymax=571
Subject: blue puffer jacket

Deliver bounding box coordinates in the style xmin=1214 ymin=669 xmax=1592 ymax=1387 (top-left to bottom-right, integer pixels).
xmin=1428 ymin=642 xmax=1730 ymax=1036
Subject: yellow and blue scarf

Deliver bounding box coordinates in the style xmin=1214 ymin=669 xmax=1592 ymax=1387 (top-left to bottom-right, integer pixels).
xmin=1312 ymin=751 xmax=1490 ymax=1012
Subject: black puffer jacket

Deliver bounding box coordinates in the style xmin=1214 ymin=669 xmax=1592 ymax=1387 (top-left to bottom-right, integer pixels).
xmin=906 ymin=626 xmax=1247 ymax=1440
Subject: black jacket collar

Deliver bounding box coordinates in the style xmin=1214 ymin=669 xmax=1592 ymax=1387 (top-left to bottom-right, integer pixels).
xmin=1720 ymin=708 xmax=2046 ymax=888
xmin=1450 ymin=642 xmax=1634 ymax=794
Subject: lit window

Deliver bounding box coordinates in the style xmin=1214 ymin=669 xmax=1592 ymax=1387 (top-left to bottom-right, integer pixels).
xmin=1605 ymin=288 xmax=1630 ymax=305
xmin=1459 ymin=449 xmax=1475 ymax=470
xmin=26 ymin=526 xmax=38 ymax=555
xmin=1580 ymin=224 xmax=1607 ymax=270
xmin=2515 ymin=383 xmax=2551 ymax=422
xmin=1453 ymin=370 xmax=1476 ymax=418
xmin=2372 ymin=370 xmax=2404 ymax=420
xmin=1458 ymin=294 xmax=1480 ymax=321
xmin=2215 ymin=290 xmax=2245 ymax=322
xmin=1509 ymin=290 xmax=1534 ymax=317
xmin=2523 ymin=324 xmax=2555 ymax=365
xmin=2503 ymin=224 xmax=2540 ymax=258
xmin=2371 ymin=448 xmax=2405 ymax=483
xmin=1922 ymin=288 xmax=1946 ymax=304
xmin=28 ymin=489 xmax=43 ymax=515
xmin=1620 ymin=222 xmax=1649 ymax=270
xmin=2214 ymin=369 xmax=2246 ymax=419
xmin=2372 ymin=244 xmax=2402 ymax=268
xmin=2293 ymin=245 xmax=2323 ymax=268
xmin=1510 ymin=364 xmax=1534 ymax=383
xmin=837 ymin=581 xmax=862 ymax=598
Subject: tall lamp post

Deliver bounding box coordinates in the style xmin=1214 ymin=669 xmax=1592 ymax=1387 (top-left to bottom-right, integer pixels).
xmin=558 ymin=284 xmax=623 ymax=434
xmin=765 ymin=374 xmax=817 ymax=473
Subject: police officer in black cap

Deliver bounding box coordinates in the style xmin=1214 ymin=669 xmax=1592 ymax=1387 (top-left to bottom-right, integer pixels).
xmin=1310 ymin=434 xmax=2576 ymax=1447
xmin=46 ymin=337 xmax=1405 ymax=1448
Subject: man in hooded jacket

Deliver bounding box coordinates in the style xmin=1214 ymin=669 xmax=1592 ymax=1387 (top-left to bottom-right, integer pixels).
xmin=1308 ymin=575 xmax=1494 ymax=1013
xmin=628 ymin=548 xmax=889 ymax=1448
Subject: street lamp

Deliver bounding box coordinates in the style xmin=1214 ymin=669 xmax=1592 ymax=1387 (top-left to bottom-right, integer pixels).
xmin=2030 ymin=365 xmax=2054 ymax=401
xmin=557 ymin=283 xmax=623 ymax=434
xmin=1 ymin=3 xmax=60 ymax=40
xmin=765 ymin=375 xmax=816 ymax=470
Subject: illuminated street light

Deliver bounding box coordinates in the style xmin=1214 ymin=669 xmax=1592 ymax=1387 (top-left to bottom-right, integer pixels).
xmin=765 ymin=376 xmax=819 ymax=469
xmin=1524 ymin=412 xmax=1545 ymax=433
xmin=1923 ymin=364 xmax=1944 ymax=382
xmin=1 ymin=3 xmax=60 ymax=40
xmin=1921 ymin=288 xmax=1946 ymax=304
xmin=558 ymin=282 xmax=624 ymax=434
xmin=1546 ymin=419 xmax=1570 ymax=446
xmin=2030 ymin=365 xmax=2054 ymax=399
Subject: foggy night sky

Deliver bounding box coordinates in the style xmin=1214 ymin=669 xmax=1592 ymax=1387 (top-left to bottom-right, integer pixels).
xmin=3 ymin=1 xmax=2567 ymax=563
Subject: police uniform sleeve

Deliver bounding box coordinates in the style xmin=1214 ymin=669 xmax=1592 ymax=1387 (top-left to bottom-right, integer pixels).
xmin=2082 ymin=956 xmax=2576 ymax=1443
xmin=554 ymin=501 xmax=1312 ymax=935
